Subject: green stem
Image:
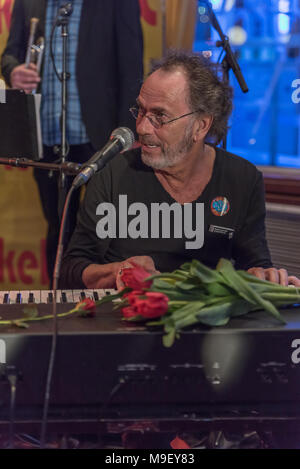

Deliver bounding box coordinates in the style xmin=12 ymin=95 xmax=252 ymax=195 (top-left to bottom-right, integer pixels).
xmin=0 ymin=307 xmax=78 ymax=327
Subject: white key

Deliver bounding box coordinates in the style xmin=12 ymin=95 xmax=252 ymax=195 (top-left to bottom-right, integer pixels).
xmin=19 ymin=290 xmax=30 ymax=303
xmin=9 ymin=291 xmax=20 ymax=304
xmin=104 ymin=289 xmax=117 ymax=296
xmin=61 ymin=290 xmax=74 ymax=304
xmin=30 ymin=290 xmax=41 ymax=304
xmin=40 ymin=290 xmax=53 ymax=304
xmin=54 ymin=290 xmax=62 ymax=304
xmin=72 ymin=289 xmax=83 ymax=303
xmin=84 ymin=289 xmax=96 ymax=299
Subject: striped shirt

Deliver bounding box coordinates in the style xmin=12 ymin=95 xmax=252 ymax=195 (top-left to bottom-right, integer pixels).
xmin=41 ymin=0 xmax=89 ymax=146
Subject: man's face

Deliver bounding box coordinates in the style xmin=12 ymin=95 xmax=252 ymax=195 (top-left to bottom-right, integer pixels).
xmin=136 ymin=69 xmax=196 ymax=170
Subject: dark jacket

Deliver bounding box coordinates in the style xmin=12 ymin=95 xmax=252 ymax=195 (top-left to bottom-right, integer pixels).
xmin=1 ymin=0 xmax=144 ymax=149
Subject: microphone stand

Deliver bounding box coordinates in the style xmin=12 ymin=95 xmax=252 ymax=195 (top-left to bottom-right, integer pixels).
xmin=0 ymin=157 xmax=81 ymax=175
xmin=50 ymin=3 xmax=74 ymax=218
xmin=204 ymin=0 xmax=249 ymax=149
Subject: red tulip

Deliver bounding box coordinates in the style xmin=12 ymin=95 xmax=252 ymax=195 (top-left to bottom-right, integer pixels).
xmin=122 ymin=291 xmax=169 ymax=319
xmin=121 ymin=265 xmax=153 ymax=290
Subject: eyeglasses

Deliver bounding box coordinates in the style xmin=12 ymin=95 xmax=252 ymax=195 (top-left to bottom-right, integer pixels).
xmin=129 ymin=106 xmax=202 ymax=130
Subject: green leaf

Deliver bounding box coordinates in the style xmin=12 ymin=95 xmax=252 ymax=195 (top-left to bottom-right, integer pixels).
xmin=190 ymin=259 xmax=223 ymax=283
xmin=195 ymin=302 xmax=233 ymax=326
xmin=23 ymin=305 xmax=39 ymax=319
xmin=163 ymin=327 xmax=176 ymax=347
xmin=171 ymin=301 xmax=206 ymax=321
xmin=122 ymin=314 xmax=146 ymax=322
xmin=205 ymin=281 xmax=234 ymax=297
xmin=217 ymin=259 xmax=285 ymax=323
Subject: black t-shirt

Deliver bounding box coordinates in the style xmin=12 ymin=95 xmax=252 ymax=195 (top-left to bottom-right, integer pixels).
xmin=60 ymin=147 xmax=272 ymax=288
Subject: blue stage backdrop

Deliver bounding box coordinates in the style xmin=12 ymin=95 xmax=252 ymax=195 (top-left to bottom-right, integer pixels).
xmin=193 ymin=0 xmax=300 ymax=168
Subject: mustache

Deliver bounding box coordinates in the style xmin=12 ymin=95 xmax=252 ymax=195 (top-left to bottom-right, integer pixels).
xmin=139 ymin=137 xmax=161 ymax=146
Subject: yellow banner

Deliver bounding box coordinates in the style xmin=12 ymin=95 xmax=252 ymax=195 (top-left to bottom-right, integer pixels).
xmin=139 ymin=0 xmax=163 ymax=75
xmin=0 ymin=166 xmax=49 ymax=290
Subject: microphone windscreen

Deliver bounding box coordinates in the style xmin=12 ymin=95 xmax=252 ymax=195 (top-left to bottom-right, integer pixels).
xmin=111 ymin=127 xmax=135 ymax=151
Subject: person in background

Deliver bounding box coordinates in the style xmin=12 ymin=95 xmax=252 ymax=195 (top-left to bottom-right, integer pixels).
xmin=1 ymin=0 xmax=144 ymax=284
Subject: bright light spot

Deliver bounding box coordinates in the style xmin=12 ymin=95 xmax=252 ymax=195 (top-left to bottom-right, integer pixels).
xmin=202 ymin=50 xmax=212 ymax=58
xmin=277 ymin=13 xmax=290 ymax=34
xmin=198 ymin=6 xmax=206 ymax=15
xmin=200 ymin=14 xmax=209 ymax=24
xmin=278 ymin=0 xmax=290 ymax=13
xmin=228 ymin=26 xmax=247 ymax=46
xmin=224 ymin=0 xmax=236 ymax=12
xmin=211 ymin=0 xmax=223 ymax=10
xmin=249 ymin=138 xmax=256 ymax=145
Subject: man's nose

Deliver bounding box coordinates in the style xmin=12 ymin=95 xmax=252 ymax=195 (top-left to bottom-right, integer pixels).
xmin=136 ymin=114 xmax=154 ymax=135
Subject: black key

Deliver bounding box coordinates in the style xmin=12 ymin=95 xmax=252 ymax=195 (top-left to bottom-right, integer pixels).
xmin=93 ymin=291 xmax=99 ymax=301
xmin=61 ymin=292 xmax=67 ymax=303
xmin=16 ymin=293 xmax=22 ymax=304
xmin=29 ymin=293 xmax=34 ymax=303
xmin=105 ymin=290 xmax=111 ymax=295
xmin=3 ymin=293 xmax=9 ymax=304
xmin=80 ymin=291 xmax=86 ymax=300
xmin=48 ymin=292 xmax=53 ymax=304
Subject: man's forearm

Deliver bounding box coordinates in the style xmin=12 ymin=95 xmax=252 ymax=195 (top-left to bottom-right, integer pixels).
xmin=82 ymin=262 xmax=122 ymax=289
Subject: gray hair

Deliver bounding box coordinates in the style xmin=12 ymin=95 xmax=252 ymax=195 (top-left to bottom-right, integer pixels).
xmin=150 ymin=50 xmax=233 ymax=145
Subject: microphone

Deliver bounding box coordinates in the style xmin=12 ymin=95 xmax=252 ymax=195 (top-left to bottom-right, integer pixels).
xmin=72 ymin=127 xmax=135 ymax=189
xmin=58 ymin=3 xmax=74 ymax=17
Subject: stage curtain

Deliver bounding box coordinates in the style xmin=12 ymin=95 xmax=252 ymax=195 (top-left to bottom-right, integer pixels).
xmin=165 ymin=0 xmax=197 ymax=51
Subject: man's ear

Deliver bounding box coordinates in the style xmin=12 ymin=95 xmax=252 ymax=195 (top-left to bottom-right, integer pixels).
xmin=193 ymin=115 xmax=213 ymax=142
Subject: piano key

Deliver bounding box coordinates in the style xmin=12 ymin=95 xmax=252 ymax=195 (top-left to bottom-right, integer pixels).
xmin=62 ymin=290 xmax=74 ymax=304
xmin=72 ymin=290 xmax=83 ymax=303
xmin=20 ymin=290 xmax=41 ymax=304
xmin=8 ymin=291 xmax=20 ymax=305
xmin=61 ymin=292 xmax=67 ymax=303
xmin=29 ymin=292 xmax=34 ymax=303
xmin=93 ymin=289 xmax=109 ymax=300
xmin=53 ymin=290 xmax=62 ymax=304
xmin=84 ymin=290 xmax=96 ymax=300
xmin=104 ymin=289 xmax=116 ymax=296
xmin=41 ymin=290 xmax=52 ymax=304
xmin=0 ymin=291 xmax=10 ymax=304
xmin=80 ymin=291 xmax=86 ymax=300
xmin=30 ymin=291 xmax=41 ymax=304
xmin=16 ymin=293 xmax=22 ymax=304
xmin=93 ymin=291 xmax=99 ymax=301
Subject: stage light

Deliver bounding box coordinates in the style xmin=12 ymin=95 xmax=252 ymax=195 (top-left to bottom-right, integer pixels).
xmin=228 ymin=25 xmax=247 ymax=46
xmin=224 ymin=0 xmax=236 ymax=12
xmin=278 ymin=0 xmax=290 ymax=13
xmin=277 ymin=13 xmax=290 ymax=35
xmin=210 ymin=0 xmax=223 ymax=11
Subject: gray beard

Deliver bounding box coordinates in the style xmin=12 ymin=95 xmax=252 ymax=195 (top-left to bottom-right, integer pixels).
xmin=141 ymin=125 xmax=194 ymax=170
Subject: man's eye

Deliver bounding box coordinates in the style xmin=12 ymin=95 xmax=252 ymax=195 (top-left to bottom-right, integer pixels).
xmin=153 ymin=113 xmax=166 ymax=122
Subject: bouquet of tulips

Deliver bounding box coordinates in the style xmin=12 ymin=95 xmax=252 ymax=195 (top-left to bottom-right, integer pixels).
xmin=104 ymin=258 xmax=300 ymax=347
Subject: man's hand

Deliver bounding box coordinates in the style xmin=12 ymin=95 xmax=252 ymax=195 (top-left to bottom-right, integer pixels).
xmin=247 ymin=267 xmax=300 ymax=286
xmin=10 ymin=63 xmax=40 ymax=93
xmin=82 ymin=256 xmax=159 ymax=290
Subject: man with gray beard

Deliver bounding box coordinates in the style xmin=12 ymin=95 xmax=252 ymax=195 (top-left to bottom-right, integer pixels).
xmin=60 ymin=51 xmax=300 ymax=289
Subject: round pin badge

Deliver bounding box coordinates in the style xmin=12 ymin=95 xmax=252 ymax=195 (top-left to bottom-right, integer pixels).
xmin=211 ymin=196 xmax=230 ymax=216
